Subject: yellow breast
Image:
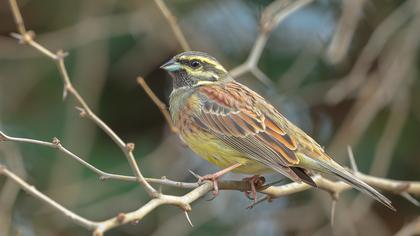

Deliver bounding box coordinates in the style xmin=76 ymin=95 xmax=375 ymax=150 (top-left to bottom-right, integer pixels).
xmin=182 ymin=131 xmax=272 ymax=174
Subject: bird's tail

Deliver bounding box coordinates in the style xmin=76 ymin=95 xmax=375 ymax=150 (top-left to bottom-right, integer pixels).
xmin=302 ymin=155 xmax=395 ymax=211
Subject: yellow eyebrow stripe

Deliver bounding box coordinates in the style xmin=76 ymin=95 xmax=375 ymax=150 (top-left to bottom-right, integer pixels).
xmin=179 ymin=55 xmax=227 ymax=73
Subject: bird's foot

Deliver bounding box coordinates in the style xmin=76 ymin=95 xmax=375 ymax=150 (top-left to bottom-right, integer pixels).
xmin=198 ymin=174 xmax=221 ymax=199
xmin=243 ymin=175 xmax=266 ymax=203
xmin=190 ymin=163 xmax=242 ymax=200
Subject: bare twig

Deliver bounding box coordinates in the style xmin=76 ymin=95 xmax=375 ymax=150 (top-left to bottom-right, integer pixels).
xmin=347 ymin=146 xmax=358 ymax=173
xmin=325 ymin=0 xmax=418 ymax=104
xmin=1 ymin=143 xmax=420 ymax=235
xmin=229 ymin=0 xmax=314 ymax=85
xmin=92 ymin=184 xmax=212 ymax=235
xmin=328 ymin=12 xmax=420 ymax=160
xmin=325 ymin=0 xmax=365 ymax=64
xmin=369 ymin=91 xmax=410 ymax=177
xmin=8 ymin=0 xmax=158 ymax=198
xmin=0 ymin=141 xmax=26 ymax=235
xmin=330 ymin=195 xmax=338 ymax=226
xmin=0 ymin=131 xmax=135 ymax=182
xmin=0 ymin=130 xmax=202 ymax=188
xmin=7 ymin=0 xmax=26 ymax=36
xmin=4 ymin=128 xmax=420 ymax=198
xmin=394 ymin=217 xmax=420 ymax=236
xmin=137 ymin=77 xmax=178 ymax=133
xmin=154 ymin=0 xmax=191 ymax=51
xmin=4 ymin=0 xmax=420 ymax=235
xmin=0 ymin=164 xmax=99 ymax=230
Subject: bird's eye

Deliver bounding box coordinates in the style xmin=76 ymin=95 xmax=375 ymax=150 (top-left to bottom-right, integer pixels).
xmin=190 ymin=60 xmax=201 ymax=69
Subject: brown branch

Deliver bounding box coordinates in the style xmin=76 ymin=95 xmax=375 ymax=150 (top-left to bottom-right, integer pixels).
xmin=8 ymin=0 xmax=158 ymax=198
xmin=4 ymin=128 xmax=418 ymax=197
xmin=0 ymin=165 xmax=99 ymax=230
xmin=137 ymin=77 xmax=178 ymax=133
xmin=7 ymin=0 xmax=26 ymax=36
xmin=1 ymin=143 xmax=419 ymax=235
xmin=4 ymin=127 xmax=419 ymax=197
xmin=4 ymin=0 xmax=420 ymax=235
xmin=92 ymin=184 xmax=212 ymax=235
xmin=325 ymin=0 xmax=366 ymax=64
xmin=229 ymin=0 xmax=314 ymax=85
xmin=395 ymin=216 xmax=420 ymax=236
xmin=154 ymin=0 xmax=191 ymax=51
xmin=0 ymin=131 xmax=135 ymax=182
xmin=328 ymin=12 xmax=420 ymax=161
xmin=325 ymin=0 xmax=418 ymax=104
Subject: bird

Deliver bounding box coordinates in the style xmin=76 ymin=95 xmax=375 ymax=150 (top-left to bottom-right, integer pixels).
xmin=161 ymin=51 xmax=394 ymax=210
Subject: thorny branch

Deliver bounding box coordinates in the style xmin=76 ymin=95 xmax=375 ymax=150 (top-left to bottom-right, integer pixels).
xmin=2 ymin=0 xmax=420 ymax=235
xmin=7 ymin=0 xmax=158 ymax=198
xmin=1 ymin=137 xmax=420 ymax=235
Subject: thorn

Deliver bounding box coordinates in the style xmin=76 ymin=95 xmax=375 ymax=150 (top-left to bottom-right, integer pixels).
xmin=10 ymin=31 xmax=35 ymax=44
xmin=56 ymin=50 xmax=69 ymax=60
xmin=62 ymin=87 xmax=68 ymax=100
xmin=52 ymin=137 xmax=61 ymax=146
xmin=347 ymin=146 xmax=358 ymax=173
xmin=246 ymin=196 xmax=268 ymax=209
xmin=75 ymin=106 xmax=87 ymax=118
xmin=126 ymin=143 xmax=135 ymax=152
xmin=330 ymin=199 xmax=337 ymax=226
xmin=184 ymin=211 xmax=194 ymax=227
xmin=188 ymin=169 xmax=201 ymax=180
xmin=10 ymin=32 xmax=21 ymax=40
xmin=401 ymin=192 xmax=420 ymax=207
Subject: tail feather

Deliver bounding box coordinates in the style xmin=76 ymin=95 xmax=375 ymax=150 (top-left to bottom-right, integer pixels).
xmin=314 ymin=159 xmax=395 ymax=211
xmin=291 ymin=167 xmax=317 ymax=188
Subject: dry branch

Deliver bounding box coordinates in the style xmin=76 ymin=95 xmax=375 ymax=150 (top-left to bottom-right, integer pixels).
xmin=229 ymin=0 xmax=314 ymax=85
xmin=7 ymin=0 xmax=158 ymax=198
xmin=2 ymin=126 xmax=420 ymax=235
xmin=137 ymin=77 xmax=178 ymax=133
xmin=154 ymin=0 xmax=191 ymax=51
xmin=2 ymin=0 xmax=420 ymax=235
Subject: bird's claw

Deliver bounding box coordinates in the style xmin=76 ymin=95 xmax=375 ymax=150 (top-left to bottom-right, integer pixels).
xmin=243 ymin=175 xmax=265 ymax=203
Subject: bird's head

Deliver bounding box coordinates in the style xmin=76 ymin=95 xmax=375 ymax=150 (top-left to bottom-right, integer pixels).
xmin=160 ymin=51 xmax=231 ymax=89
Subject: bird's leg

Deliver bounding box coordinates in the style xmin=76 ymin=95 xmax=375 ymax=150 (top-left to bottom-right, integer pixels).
xmin=198 ymin=163 xmax=242 ymax=197
xmin=242 ymin=175 xmax=266 ymax=202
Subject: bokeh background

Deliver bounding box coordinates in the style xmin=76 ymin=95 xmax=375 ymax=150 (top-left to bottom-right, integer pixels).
xmin=0 ymin=0 xmax=419 ymax=235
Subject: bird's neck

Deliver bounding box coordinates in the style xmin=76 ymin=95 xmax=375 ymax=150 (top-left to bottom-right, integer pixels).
xmin=169 ymin=87 xmax=193 ymax=124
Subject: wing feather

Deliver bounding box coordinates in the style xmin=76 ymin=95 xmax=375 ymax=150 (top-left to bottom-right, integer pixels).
xmin=195 ymin=83 xmax=304 ymax=181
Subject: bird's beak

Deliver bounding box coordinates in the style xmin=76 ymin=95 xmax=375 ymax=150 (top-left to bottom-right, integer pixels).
xmin=160 ymin=58 xmax=181 ymax=72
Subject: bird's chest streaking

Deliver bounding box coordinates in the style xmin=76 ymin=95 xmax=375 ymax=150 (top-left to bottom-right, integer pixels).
xmin=169 ymin=88 xmax=271 ymax=174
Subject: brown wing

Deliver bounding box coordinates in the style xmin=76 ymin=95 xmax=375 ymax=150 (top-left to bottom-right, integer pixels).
xmin=194 ymin=82 xmax=315 ymax=185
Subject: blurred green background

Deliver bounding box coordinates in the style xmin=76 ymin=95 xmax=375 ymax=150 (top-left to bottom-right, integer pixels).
xmin=0 ymin=0 xmax=419 ymax=235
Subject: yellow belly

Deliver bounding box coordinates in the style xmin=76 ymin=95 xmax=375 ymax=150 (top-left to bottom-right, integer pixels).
xmin=182 ymin=132 xmax=272 ymax=174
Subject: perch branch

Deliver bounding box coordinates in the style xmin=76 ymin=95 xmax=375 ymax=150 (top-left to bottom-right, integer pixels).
xmin=2 ymin=132 xmax=420 ymax=236
xmin=154 ymin=0 xmax=191 ymax=51
xmin=3 ymin=0 xmax=420 ymax=235
xmin=137 ymin=77 xmax=178 ymax=133
xmin=8 ymin=0 xmax=158 ymax=198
